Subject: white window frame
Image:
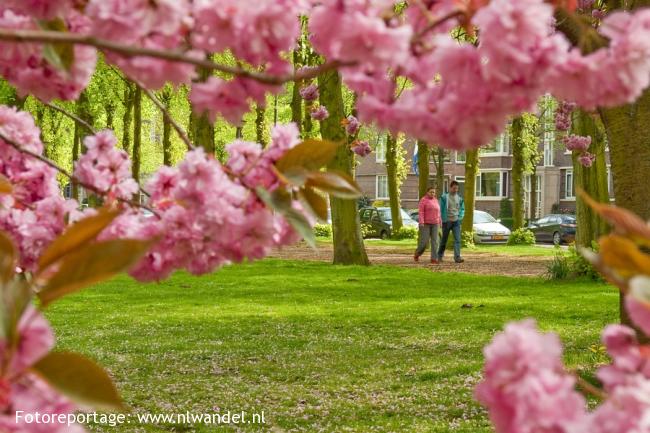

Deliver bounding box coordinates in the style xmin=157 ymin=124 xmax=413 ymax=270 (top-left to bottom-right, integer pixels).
xmin=375 ymin=135 xmax=387 ymax=163
xmin=524 ymin=174 xmax=543 ymax=219
xmin=564 ymin=169 xmax=575 ymax=200
xmin=481 ymin=131 xmax=510 ymax=156
xmin=376 ymin=175 xmax=389 ymax=200
xmin=475 ymin=170 xmax=507 ymax=200
xmin=543 ymin=142 xmax=554 ymax=167
xmin=455 ymin=151 xmax=466 ymax=163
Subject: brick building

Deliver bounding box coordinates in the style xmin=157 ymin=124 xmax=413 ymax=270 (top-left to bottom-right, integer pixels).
xmin=355 ymin=127 xmax=614 ymax=219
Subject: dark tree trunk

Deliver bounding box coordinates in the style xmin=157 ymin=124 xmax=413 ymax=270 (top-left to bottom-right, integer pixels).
xmin=255 ymin=104 xmax=267 ymax=147
xmin=511 ymin=117 xmax=525 ymax=230
xmin=417 ymin=141 xmax=430 ymax=199
xmin=290 ymin=49 xmax=303 ymax=135
xmin=189 ymin=66 xmax=215 ymax=154
xmin=121 ymin=83 xmax=134 ymax=154
xmin=318 ymin=70 xmax=369 ymax=265
xmin=132 ymin=86 xmax=142 ymax=186
xmin=462 ymin=149 xmax=479 ymax=234
xmin=160 ymin=88 xmax=173 ymax=167
xmin=385 ymin=133 xmax=403 ymax=233
xmin=435 ymin=147 xmax=445 ymax=197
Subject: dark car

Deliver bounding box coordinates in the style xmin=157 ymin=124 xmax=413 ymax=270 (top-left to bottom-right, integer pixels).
xmin=359 ymin=207 xmax=418 ymax=239
xmin=528 ymin=214 xmax=576 ymax=245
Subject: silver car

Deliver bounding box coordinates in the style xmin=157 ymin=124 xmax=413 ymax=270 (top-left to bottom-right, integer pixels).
xmin=473 ymin=210 xmax=511 ymax=244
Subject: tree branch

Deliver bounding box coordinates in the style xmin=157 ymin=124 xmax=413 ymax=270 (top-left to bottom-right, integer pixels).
xmin=43 ymin=102 xmax=97 ymax=135
xmin=0 ymin=29 xmax=350 ymax=85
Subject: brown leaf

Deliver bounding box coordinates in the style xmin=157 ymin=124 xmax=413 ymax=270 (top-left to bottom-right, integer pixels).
xmin=38 ymin=239 xmax=156 ymax=307
xmin=0 ymin=231 xmax=16 ymax=284
xmin=299 ymin=187 xmax=328 ymax=222
xmin=579 ymin=189 xmax=650 ymax=245
xmin=32 ymin=352 xmax=125 ymax=411
xmin=257 ymin=187 xmax=316 ymax=249
xmin=599 ymin=235 xmax=650 ymax=278
xmin=0 ymin=174 xmax=12 ymax=195
xmin=275 ymin=139 xmax=340 ymax=173
xmin=306 ymin=171 xmax=362 ymax=199
xmin=38 ymin=207 xmax=123 ymax=273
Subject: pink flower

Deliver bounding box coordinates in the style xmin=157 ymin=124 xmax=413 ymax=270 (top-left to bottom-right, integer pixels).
xmin=345 ymin=115 xmax=361 ymax=136
xmin=310 ymin=106 xmax=329 ymax=121
xmin=563 ymin=135 xmax=592 ymax=152
xmin=578 ymin=152 xmax=596 ymax=167
xmin=352 ymin=140 xmax=371 ymax=157
xmin=299 ymin=84 xmax=319 ymax=102
xmin=625 ymin=277 xmax=650 ymax=337
xmin=2 ymin=0 xmax=72 ymax=20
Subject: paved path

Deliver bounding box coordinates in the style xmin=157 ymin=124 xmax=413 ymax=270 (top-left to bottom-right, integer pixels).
xmin=270 ymin=244 xmax=552 ymax=277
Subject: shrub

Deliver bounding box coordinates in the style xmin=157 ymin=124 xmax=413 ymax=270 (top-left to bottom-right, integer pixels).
xmin=545 ymin=248 xmax=571 ymax=280
xmin=507 ymin=228 xmax=536 ymax=245
xmin=393 ymin=226 xmax=417 ymax=240
xmin=566 ymin=242 xmax=604 ymax=281
xmin=499 ymin=198 xmax=513 ymax=219
xmin=314 ymin=223 xmax=332 ymax=238
xmin=361 ymin=223 xmax=373 ymax=238
xmin=461 ymin=230 xmax=476 ymax=249
xmin=499 ymin=217 xmax=514 ymax=229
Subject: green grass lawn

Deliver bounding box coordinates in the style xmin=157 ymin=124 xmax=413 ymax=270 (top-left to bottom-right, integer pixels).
xmin=47 ymin=260 xmax=615 ymax=432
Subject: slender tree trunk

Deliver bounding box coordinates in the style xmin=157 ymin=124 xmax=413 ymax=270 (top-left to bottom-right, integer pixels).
xmin=71 ymin=126 xmax=80 ymax=202
xmin=121 ymin=84 xmax=134 ymax=154
xmin=75 ymin=90 xmax=93 ymax=205
xmin=417 ymin=141 xmax=430 ymax=199
xmin=106 ymin=102 xmax=115 ymax=131
xmin=573 ymin=109 xmax=609 ymax=248
xmin=435 ymin=147 xmax=445 ymax=196
xmin=385 ymin=133 xmax=403 ymax=233
xmin=235 ymin=126 xmax=243 ymax=139
xmin=318 ymin=70 xmax=369 ymax=265
xmin=462 ymin=149 xmax=479 ymax=234
xmin=600 ymin=89 xmax=650 ymax=334
xmin=511 ymin=117 xmax=525 ymax=230
xmin=132 ymin=86 xmax=142 ymax=186
xmin=255 ymin=104 xmax=267 ymax=147
xmin=530 ymin=166 xmax=538 ymax=220
xmin=189 ymin=65 xmax=215 ymax=154
xmin=291 ymin=48 xmax=303 ymax=135
xmin=160 ymin=88 xmax=173 ymax=167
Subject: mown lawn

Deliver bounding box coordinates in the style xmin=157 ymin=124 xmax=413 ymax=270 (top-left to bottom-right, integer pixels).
xmin=47 ymin=260 xmax=615 ymax=432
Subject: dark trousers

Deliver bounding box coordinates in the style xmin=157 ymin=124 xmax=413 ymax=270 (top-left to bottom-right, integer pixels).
xmin=438 ymin=220 xmax=461 ymax=260
xmin=415 ymin=224 xmax=439 ymax=260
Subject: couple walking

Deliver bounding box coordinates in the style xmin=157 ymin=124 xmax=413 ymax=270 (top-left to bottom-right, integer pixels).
xmin=414 ymin=181 xmax=465 ymax=264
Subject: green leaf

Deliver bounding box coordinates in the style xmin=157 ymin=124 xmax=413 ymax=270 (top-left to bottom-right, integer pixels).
xmin=275 ymin=139 xmax=340 ymax=173
xmin=38 ymin=207 xmax=122 ymax=272
xmin=257 ymin=188 xmax=316 ymax=249
xmin=38 ymin=239 xmax=156 ymax=307
xmin=0 ymin=231 xmax=16 ymax=284
xmin=299 ymin=187 xmax=328 ymax=222
xmin=32 ymin=352 xmax=125 ymax=411
xmin=306 ymin=171 xmax=362 ymax=199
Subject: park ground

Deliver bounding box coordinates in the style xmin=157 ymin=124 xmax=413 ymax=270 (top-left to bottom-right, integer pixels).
xmin=47 ymin=245 xmax=614 ymax=432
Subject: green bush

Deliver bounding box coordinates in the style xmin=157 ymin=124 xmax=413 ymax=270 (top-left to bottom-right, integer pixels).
xmin=499 ymin=217 xmax=514 ymax=229
xmin=499 ymin=198 xmax=513 ymax=218
xmin=461 ymin=230 xmax=476 ymax=249
xmin=393 ymin=226 xmax=417 ymax=240
xmin=507 ymin=228 xmax=536 ymax=245
xmin=314 ymin=223 xmax=332 ymax=238
xmin=545 ymin=248 xmax=571 ymax=280
xmin=361 ymin=223 xmax=373 ymax=238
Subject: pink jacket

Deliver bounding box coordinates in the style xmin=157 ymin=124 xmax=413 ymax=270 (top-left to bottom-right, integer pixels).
xmin=418 ymin=196 xmax=441 ymax=225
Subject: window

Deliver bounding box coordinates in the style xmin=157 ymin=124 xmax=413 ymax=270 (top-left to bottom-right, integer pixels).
xmin=376 ymin=175 xmax=389 ymax=199
xmin=476 ymin=171 xmax=506 ymax=198
xmin=544 ymin=142 xmax=554 ymax=166
xmin=456 ymin=151 xmax=466 ymax=163
xmin=375 ymin=135 xmax=387 ymax=163
xmin=524 ymin=174 xmax=542 ymax=218
xmin=482 ymin=132 xmax=510 ymax=155
xmin=429 ymin=149 xmax=451 ymax=163
xmin=607 ymin=166 xmax=613 ymax=196
xmin=565 ymin=170 xmax=575 ymax=199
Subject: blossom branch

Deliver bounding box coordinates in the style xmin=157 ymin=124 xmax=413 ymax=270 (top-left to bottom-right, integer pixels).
xmin=412 ymin=8 xmax=465 ymax=42
xmin=575 ymin=374 xmax=608 ymax=400
xmin=43 ymin=102 xmax=97 ymax=135
xmin=0 ymin=29 xmax=350 ymax=85
xmin=0 ymin=131 xmax=156 ymax=214
xmin=136 ymin=83 xmax=195 ymax=151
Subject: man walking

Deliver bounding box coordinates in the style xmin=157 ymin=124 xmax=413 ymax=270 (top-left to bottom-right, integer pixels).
xmin=414 ymin=187 xmax=441 ymax=264
xmin=438 ymin=181 xmax=465 ymax=263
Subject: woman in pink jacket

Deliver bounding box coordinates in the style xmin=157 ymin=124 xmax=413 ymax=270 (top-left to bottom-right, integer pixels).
xmin=414 ymin=187 xmax=441 ymax=264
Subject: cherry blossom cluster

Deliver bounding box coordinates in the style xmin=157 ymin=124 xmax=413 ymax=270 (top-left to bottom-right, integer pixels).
xmin=73 ymin=130 xmax=139 ymax=201
xmin=98 ymin=123 xmax=306 ymax=282
xmin=0 ymin=306 xmax=84 ymax=432
xmin=299 ymin=83 xmax=319 ymax=102
xmin=310 ymin=105 xmax=329 ymax=121
xmin=343 ymin=116 xmax=360 ymax=136
xmin=555 ymin=101 xmax=576 ymax=131
xmin=476 ymin=276 xmax=650 ymax=433
xmin=0 ymin=106 xmax=79 ymax=271
xmin=352 ymin=140 xmax=371 ymax=157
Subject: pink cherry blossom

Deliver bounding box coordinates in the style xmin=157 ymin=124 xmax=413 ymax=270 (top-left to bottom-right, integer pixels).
xmin=352 ymin=140 xmax=371 ymax=157
xmin=310 ymin=106 xmax=329 ymax=121
xmin=563 ymin=135 xmax=592 ymax=152
xmin=344 ymin=116 xmax=361 ymax=136
xmin=299 ymin=84 xmax=319 ymax=102
xmin=2 ymin=0 xmax=72 ymax=20
xmin=578 ymin=152 xmax=596 ymax=167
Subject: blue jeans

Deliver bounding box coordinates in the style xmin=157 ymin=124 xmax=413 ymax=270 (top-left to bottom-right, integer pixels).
xmin=438 ymin=220 xmax=461 ymax=260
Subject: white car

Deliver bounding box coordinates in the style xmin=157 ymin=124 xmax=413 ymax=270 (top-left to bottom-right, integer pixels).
xmin=473 ymin=210 xmax=511 ymax=244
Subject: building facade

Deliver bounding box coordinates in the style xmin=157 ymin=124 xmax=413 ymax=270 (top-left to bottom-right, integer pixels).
xmin=355 ymin=129 xmax=614 ymax=219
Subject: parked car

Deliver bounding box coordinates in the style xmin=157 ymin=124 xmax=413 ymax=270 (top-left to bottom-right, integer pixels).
xmin=473 ymin=210 xmax=511 ymax=244
xmin=528 ymin=214 xmax=576 ymax=245
xmin=359 ymin=207 xmax=418 ymax=239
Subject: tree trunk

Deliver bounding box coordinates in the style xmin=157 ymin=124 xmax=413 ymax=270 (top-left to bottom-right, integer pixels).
xmin=132 ymin=86 xmax=142 ymax=186
xmin=511 ymin=117 xmax=525 ymax=230
xmin=235 ymin=126 xmax=243 ymax=139
xmin=121 ymin=83 xmax=134 ymax=154
xmin=318 ymin=70 xmax=369 ymax=265
xmin=255 ymin=104 xmax=267 ymax=147
xmin=385 ymin=133 xmax=403 ymax=233
xmin=462 ymin=149 xmax=479 ymax=234
xmin=75 ymin=90 xmax=93 ymax=204
xmin=160 ymin=88 xmax=173 ymax=167
xmin=600 ymin=89 xmax=650 ymax=335
xmin=189 ymin=66 xmax=215 ymax=154
xmin=530 ymin=166 xmax=538 ymax=220
xmin=435 ymin=147 xmax=445 ymax=197
xmin=573 ymin=109 xmax=609 ymax=248
xmin=71 ymin=126 xmax=80 ymax=202
xmin=290 ymin=49 xmax=303 ymax=134
xmin=417 ymin=141 xmax=430 ymax=199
